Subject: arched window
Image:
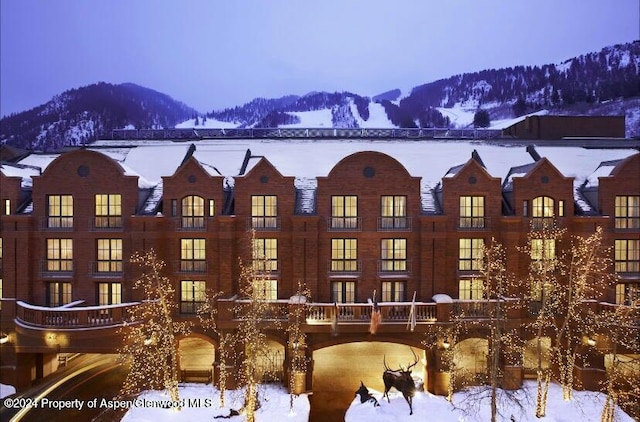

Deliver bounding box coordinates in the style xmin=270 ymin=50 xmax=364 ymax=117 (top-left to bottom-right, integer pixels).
xmin=531 ymin=196 xmax=554 ymax=230
xmin=181 ymin=195 xmax=205 ymax=229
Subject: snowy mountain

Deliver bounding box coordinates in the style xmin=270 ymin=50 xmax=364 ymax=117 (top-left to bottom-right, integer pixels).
xmin=0 ymin=82 xmax=196 ymax=151
xmin=1 ymin=41 xmax=638 ymax=151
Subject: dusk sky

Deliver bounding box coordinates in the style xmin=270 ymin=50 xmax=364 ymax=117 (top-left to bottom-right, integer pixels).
xmin=1 ymin=0 xmax=638 ymax=117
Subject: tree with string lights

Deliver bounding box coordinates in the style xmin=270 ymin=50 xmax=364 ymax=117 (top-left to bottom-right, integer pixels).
xmin=197 ymin=289 xmax=237 ymax=408
xmin=598 ymin=299 xmax=640 ymax=422
xmin=286 ymin=281 xmax=311 ymax=412
xmin=233 ymin=232 xmax=284 ymax=422
xmin=519 ymin=222 xmax=567 ymax=417
xmin=118 ymin=250 xmax=190 ymax=404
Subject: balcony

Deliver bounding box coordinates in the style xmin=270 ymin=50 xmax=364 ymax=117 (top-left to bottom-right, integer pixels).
xmin=378 ymin=217 xmax=412 ymax=231
xmin=40 ymin=217 xmax=74 ymax=231
xmin=40 ymin=260 xmax=73 ymax=278
xmin=304 ymin=301 xmax=437 ymax=323
xmin=378 ymin=259 xmax=411 ymax=275
xmin=175 ymin=217 xmax=207 ymax=231
xmin=327 ymin=217 xmax=362 ymax=232
xmin=175 ymin=260 xmax=208 ymax=274
xmin=252 ymin=260 xmax=280 ymax=275
xmin=91 ymin=216 xmax=123 ymax=231
xmin=458 ymin=217 xmax=490 ymax=231
xmin=529 ymin=217 xmax=562 ymax=231
xmin=90 ymin=261 xmax=124 ymax=278
xmin=247 ymin=217 xmax=281 ymax=231
xmin=327 ymin=260 xmax=361 ymax=276
xmin=15 ymin=300 xmax=144 ymax=329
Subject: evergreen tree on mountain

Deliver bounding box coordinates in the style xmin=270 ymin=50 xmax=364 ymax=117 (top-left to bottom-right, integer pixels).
xmin=473 ymin=109 xmax=491 ymax=128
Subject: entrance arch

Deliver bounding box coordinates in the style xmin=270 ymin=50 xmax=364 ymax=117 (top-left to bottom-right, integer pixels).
xmin=178 ymin=335 xmax=215 ymax=372
xmin=310 ymin=341 xmax=425 ymax=421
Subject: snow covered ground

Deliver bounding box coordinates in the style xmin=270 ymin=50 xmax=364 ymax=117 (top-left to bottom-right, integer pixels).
xmin=1 ymin=383 xmax=16 ymax=398
xmin=117 ymin=381 xmax=633 ymax=421
xmin=121 ymin=384 xmax=309 ymax=422
xmin=346 ymin=381 xmax=633 ymax=422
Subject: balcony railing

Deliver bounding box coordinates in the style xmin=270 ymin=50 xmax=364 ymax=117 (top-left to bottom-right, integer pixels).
xmin=458 ymin=217 xmax=490 ymax=230
xmin=529 ymin=217 xmax=562 ymax=231
xmin=614 ymin=217 xmax=640 ymax=231
xmin=175 ymin=217 xmax=207 ymax=231
xmin=175 ymin=260 xmax=208 ymax=273
xmin=304 ymin=301 xmax=437 ymax=323
xmin=90 ymin=261 xmax=124 ymax=277
xmin=327 ymin=217 xmax=362 ymax=232
xmin=327 ymin=260 xmax=361 ymax=275
xmin=40 ymin=260 xmax=73 ymax=278
xmin=91 ymin=216 xmax=123 ymax=231
xmin=247 ymin=217 xmax=281 ymax=231
xmin=378 ymin=217 xmax=412 ymax=231
xmin=40 ymin=217 xmax=74 ymax=231
xmin=252 ymin=260 xmax=280 ymax=275
xmin=16 ymin=300 xmax=143 ymax=328
xmin=378 ymin=259 xmax=411 ymax=275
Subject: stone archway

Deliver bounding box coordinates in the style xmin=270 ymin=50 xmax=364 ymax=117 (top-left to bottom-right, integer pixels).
xmin=178 ymin=336 xmax=215 ymax=372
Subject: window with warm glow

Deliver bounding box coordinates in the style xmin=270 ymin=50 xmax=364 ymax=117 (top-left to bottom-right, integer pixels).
xmin=615 ymin=283 xmax=640 ymax=305
xmin=615 ymin=196 xmax=640 ymax=229
xmin=97 ymin=239 xmax=123 ymax=272
xmin=47 ymin=282 xmax=72 ymax=306
xmin=459 ymin=238 xmax=485 ymax=270
xmin=381 ymin=281 xmax=406 ymax=302
xmin=180 ymin=280 xmax=206 ymax=313
xmin=331 ymin=195 xmax=358 ymax=229
xmin=47 ymin=239 xmax=73 ymax=271
xmin=331 ymin=281 xmax=355 ymax=303
xmin=47 ymin=195 xmax=73 ymax=228
xmin=251 ymin=195 xmax=278 ymax=228
xmin=331 ymin=239 xmax=358 ymax=272
xmin=97 ymin=282 xmax=122 ymax=306
xmin=181 ymin=195 xmax=205 ymax=228
xmin=95 ymin=194 xmax=122 ymax=228
xmin=459 ymin=196 xmax=485 ymax=228
xmin=531 ymin=196 xmax=555 ymax=229
xmin=615 ymin=239 xmax=639 ymax=273
xmin=180 ymin=239 xmax=206 ymax=272
xmin=381 ymin=196 xmax=407 ymax=229
xmin=381 ymin=238 xmax=407 ymax=271
xmin=459 ymin=278 xmax=484 ymax=300
xmin=251 ymin=279 xmax=278 ymax=301
xmin=252 ymin=238 xmax=278 ymax=272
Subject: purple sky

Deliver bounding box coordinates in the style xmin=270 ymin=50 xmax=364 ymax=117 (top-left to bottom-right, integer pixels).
xmin=1 ymin=0 xmax=638 ymax=117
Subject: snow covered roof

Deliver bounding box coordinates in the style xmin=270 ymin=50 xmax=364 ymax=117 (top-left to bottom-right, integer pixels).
xmin=502 ymin=162 xmax=537 ymax=191
xmin=583 ymin=158 xmax=623 ymax=188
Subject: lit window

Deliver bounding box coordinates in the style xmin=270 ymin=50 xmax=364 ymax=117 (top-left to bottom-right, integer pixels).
xmin=331 ymin=239 xmax=358 ymax=272
xmin=380 ymin=239 xmax=407 ymax=272
xmin=459 ymin=196 xmax=485 ymax=228
xmin=252 ymin=238 xmax=278 ymax=272
xmin=47 ymin=282 xmax=72 ymax=306
xmin=251 ymin=279 xmax=278 ymax=301
xmin=95 ymin=194 xmax=122 ymax=228
xmin=615 ymin=283 xmax=640 ymax=305
xmin=331 ymin=196 xmax=358 ymax=229
xmin=531 ymin=196 xmax=555 ymax=229
xmin=97 ymin=282 xmax=122 ymax=306
xmin=530 ymin=238 xmax=556 ymax=261
xmin=381 ymin=196 xmax=407 ymax=229
xmin=251 ymin=195 xmax=278 ymax=229
xmin=180 ymin=239 xmax=206 ymax=272
xmin=47 ymin=239 xmax=73 ymax=272
xmin=459 ymin=238 xmax=484 ymax=271
xmin=615 ymin=239 xmax=640 ymax=273
xmin=97 ymin=239 xmax=123 ymax=273
xmin=47 ymin=195 xmax=73 ymax=228
xmin=182 ymin=195 xmax=205 ymax=228
xmin=180 ymin=280 xmax=206 ymax=313
xmin=382 ymin=281 xmax=406 ymax=302
xmin=615 ymin=196 xmax=640 ymax=229
xmin=4 ymin=199 xmax=10 ymax=215
xmin=331 ymin=281 xmax=355 ymax=303
xmin=209 ymin=199 xmax=215 ymax=217
xmin=459 ymin=278 xmax=484 ymax=300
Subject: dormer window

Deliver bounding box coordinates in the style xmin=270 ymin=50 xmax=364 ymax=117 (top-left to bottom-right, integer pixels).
xmin=531 ymin=196 xmax=555 ymax=230
xmin=459 ymin=196 xmax=485 ymax=229
xmin=182 ymin=195 xmax=205 ymax=229
xmin=251 ymin=195 xmax=278 ymax=229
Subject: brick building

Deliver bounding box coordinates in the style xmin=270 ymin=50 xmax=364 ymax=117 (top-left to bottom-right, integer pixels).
xmin=1 ymin=138 xmax=638 ymax=399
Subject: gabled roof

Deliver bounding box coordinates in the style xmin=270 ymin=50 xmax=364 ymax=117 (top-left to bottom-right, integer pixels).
xmin=502 ymin=162 xmax=536 ymax=191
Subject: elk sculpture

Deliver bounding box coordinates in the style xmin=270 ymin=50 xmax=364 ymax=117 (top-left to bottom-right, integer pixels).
xmin=382 ymin=348 xmax=418 ymax=415
xmin=354 ymin=381 xmax=379 ymax=407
